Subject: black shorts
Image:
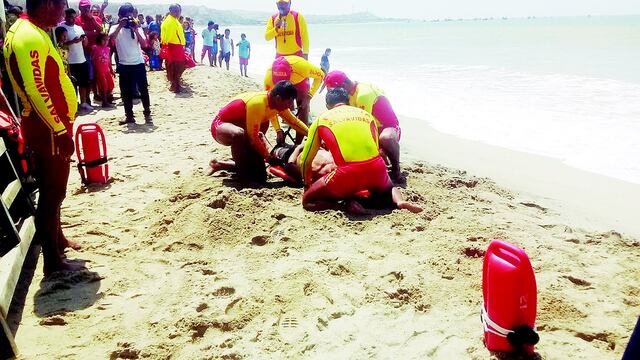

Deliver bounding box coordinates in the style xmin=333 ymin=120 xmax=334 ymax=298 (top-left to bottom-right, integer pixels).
xmin=69 ymin=61 xmax=90 ymax=87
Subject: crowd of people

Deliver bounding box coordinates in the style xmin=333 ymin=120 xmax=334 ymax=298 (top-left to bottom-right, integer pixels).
xmin=1 ymin=0 xmax=415 ymax=278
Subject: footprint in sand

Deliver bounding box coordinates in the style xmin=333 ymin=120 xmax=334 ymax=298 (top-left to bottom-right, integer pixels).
xmin=278 ymin=315 xmax=304 ymax=343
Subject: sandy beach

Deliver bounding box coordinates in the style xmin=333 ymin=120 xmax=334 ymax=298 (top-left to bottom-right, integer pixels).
xmin=8 ymin=66 xmax=639 ymax=359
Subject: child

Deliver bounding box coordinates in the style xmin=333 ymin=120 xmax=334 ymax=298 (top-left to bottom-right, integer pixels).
xmin=319 ymin=48 xmax=332 ymax=93
xmin=218 ymin=29 xmax=234 ymax=71
xmin=183 ymin=21 xmax=193 ymax=58
xmin=54 ymin=26 xmax=70 ymax=75
xmin=236 ymin=33 xmax=250 ymax=77
xmin=148 ymin=32 xmax=162 ymax=71
xmin=92 ymin=33 xmax=115 ymax=108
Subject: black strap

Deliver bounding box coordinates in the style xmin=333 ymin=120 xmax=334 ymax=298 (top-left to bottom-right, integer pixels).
xmin=507 ymin=325 xmax=540 ymax=348
xmin=77 ymin=157 xmax=108 ymax=169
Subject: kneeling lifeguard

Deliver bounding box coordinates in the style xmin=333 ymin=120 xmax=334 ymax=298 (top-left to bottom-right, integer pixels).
xmin=324 ymin=71 xmax=402 ymax=181
xmin=209 ymin=81 xmax=308 ymax=182
xmin=298 ymin=88 xmax=421 ymax=214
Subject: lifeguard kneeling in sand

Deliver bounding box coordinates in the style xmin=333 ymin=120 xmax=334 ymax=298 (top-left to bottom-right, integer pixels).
xmin=297 ymin=88 xmax=422 ymax=214
xmin=208 ymin=81 xmax=308 ymax=182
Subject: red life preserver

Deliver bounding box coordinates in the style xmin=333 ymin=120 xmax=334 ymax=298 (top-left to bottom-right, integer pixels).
xmin=75 ymin=123 xmax=109 ymax=184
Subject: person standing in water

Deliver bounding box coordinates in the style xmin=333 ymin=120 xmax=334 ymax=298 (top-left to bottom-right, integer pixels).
xmin=319 ymin=48 xmax=331 ymax=93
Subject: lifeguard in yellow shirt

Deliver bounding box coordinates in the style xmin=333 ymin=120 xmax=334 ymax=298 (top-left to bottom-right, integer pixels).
xmin=265 ymin=0 xmax=309 ymax=58
xmin=264 ymin=56 xmax=325 ymax=141
xmin=298 ymin=88 xmax=422 ymax=214
xmin=208 ymin=81 xmax=308 ymax=183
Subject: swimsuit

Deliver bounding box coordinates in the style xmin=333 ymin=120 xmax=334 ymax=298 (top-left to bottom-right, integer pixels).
xmin=298 ymin=105 xmax=392 ymax=197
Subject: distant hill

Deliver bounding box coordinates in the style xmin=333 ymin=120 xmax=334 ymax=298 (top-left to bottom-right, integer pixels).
xmin=62 ymin=2 xmax=398 ymax=25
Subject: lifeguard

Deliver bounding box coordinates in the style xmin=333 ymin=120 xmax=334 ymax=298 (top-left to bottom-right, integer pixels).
xmin=324 ymin=71 xmax=403 ymax=180
xmin=264 ymin=56 xmax=325 ymax=141
xmin=298 ymin=88 xmax=422 ymax=214
xmin=264 ymin=0 xmax=309 ymax=58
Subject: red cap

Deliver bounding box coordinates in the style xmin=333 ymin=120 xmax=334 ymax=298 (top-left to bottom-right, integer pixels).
xmin=79 ymin=0 xmax=92 ymax=7
xmin=271 ymin=57 xmax=292 ymax=84
xmin=324 ymin=71 xmax=349 ymax=89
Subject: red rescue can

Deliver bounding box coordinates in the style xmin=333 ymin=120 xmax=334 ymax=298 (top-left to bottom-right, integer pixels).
xmin=75 ymin=123 xmax=109 ymax=184
xmin=482 ymin=240 xmax=539 ymax=355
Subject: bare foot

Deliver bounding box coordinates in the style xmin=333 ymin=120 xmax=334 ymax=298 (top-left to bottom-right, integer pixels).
xmin=44 ymin=259 xmax=86 ymax=277
xmin=397 ymin=201 xmax=423 ymax=214
xmin=59 ymin=236 xmax=82 ymax=252
xmin=346 ymin=200 xmax=371 ymax=215
xmin=206 ymin=159 xmax=225 ymax=176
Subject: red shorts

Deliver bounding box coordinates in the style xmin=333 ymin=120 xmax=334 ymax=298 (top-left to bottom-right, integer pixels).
xmin=239 ymin=57 xmax=249 ymax=66
xmin=323 ymin=156 xmax=392 ymax=198
xmin=210 ymin=116 xmax=223 ymax=142
xmin=165 ymin=43 xmax=186 ymax=62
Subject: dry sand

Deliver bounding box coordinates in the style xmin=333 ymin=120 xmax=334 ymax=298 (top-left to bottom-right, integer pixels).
xmin=9 ymin=66 xmax=640 ymax=359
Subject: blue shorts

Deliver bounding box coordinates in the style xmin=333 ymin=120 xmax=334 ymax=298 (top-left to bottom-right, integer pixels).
xmin=220 ymin=52 xmax=231 ymax=62
xmin=212 ymin=43 xmax=218 ymax=54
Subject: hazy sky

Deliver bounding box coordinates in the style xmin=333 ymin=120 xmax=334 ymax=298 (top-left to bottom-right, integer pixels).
xmin=145 ymin=0 xmax=640 ymax=19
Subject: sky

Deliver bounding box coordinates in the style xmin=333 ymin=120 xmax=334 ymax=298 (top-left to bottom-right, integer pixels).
xmin=143 ymin=0 xmax=640 ymax=19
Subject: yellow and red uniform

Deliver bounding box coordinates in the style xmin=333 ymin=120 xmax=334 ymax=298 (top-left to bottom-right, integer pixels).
xmin=298 ymin=105 xmax=392 ymax=197
xmin=4 ymin=17 xmax=77 ymax=156
xmin=349 ymin=82 xmax=401 ymax=136
xmin=211 ymin=91 xmax=308 ymax=159
xmin=4 ymin=17 xmax=78 ymax=273
xmin=264 ymin=56 xmax=325 ymax=99
xmin=161 ymin=14 xmax=185 ymax=61
xmin=264 ymin=10 xmax=309 ymax=57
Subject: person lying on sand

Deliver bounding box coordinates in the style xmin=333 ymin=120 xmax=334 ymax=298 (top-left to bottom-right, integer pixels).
xmin=297 ymin=88 xmax=422 ymax=214
xmin=208 ymin=81 xmax=308 ymax=182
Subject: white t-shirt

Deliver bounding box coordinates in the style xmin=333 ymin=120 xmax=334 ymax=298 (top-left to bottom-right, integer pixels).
xmin=59 ymin=23 xmax=86 ymax=64
xmin=109 ymin=25 xmax=146 ymax=65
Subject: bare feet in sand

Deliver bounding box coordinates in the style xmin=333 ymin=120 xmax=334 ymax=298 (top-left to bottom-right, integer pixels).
xmin=397 ymin=201 xmax=423 ymax=213
xmin=207 ymin=159 xmax=223 ymax=176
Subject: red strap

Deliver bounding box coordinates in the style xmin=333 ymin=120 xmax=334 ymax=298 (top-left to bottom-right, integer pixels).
xmin=291 ymin=11 xmax=302 ymax=50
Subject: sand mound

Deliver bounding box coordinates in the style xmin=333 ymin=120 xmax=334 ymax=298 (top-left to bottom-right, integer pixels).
xmin=12 ymin=66 xmax=639 ymax=359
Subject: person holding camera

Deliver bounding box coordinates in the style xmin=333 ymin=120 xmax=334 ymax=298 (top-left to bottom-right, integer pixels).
xmin=60 ymin=8 xmax=92 ymax=112
xmin=109 ymin=3 xmax=153 ymax=125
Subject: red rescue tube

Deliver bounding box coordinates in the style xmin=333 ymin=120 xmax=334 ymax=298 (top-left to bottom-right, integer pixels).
xmin=482 ymin=240 xmax=538 ymax=355
xmin=75 ymin=123 xmax=109 ymax=185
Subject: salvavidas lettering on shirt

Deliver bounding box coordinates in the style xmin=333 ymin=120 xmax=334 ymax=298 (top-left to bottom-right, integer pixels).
xmin=29 ymin=50 xmax=61 ymax=124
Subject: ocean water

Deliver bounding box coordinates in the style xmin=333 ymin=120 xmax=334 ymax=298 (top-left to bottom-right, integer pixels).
xmin=199 ymin=16 xmax=640 ymax=184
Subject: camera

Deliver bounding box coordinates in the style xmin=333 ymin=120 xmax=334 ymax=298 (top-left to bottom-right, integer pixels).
xmin=123 ymin=16 xmax=136 ymax=28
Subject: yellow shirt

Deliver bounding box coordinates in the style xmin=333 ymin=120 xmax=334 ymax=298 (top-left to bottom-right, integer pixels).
xmin=264 ymin=11 xmax=309 ymax=56
xmin=298 ymin=105 xmax=379 ymax=185
xmin=161 ymin=15 xmax=185 ymax=45
xmin=4 ymin=19 xmax=77 ymax=137
xmin=263 ymin=56 xmax=325 ymax=98
xmin=219 ymin=91 xmax=308 ymax=159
